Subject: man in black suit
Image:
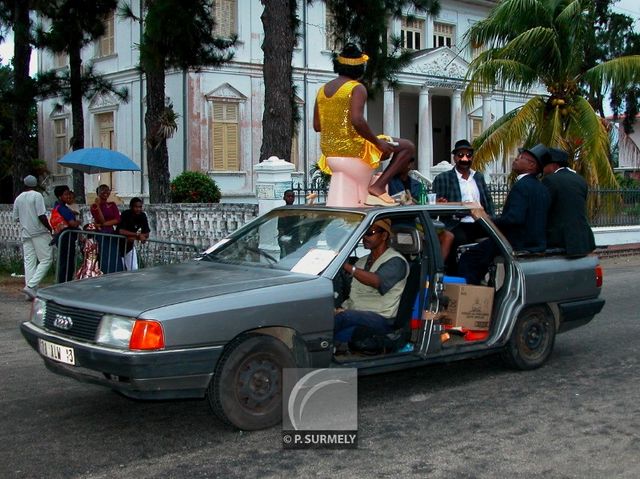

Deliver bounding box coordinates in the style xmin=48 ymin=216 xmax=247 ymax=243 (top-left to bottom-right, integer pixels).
xmin=432 ymin=139 xmax=495 ymax=273
xmin=458 ymin=144 xmax=551 ymax=285
xmin=542 ymin=147 xmax=595 ymax=256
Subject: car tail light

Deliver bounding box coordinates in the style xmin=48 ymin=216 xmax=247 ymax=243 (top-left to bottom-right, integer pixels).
xmin=595 ymin=264 xmax=603 ymax=288
xmin=129 ymin=320 xmax=165 ymax=350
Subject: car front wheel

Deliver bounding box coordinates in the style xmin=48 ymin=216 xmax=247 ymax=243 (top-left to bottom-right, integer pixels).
xmin=501 ymin=306 xmax=556 ymax=370
xmin=208 ymin=334 xmax=295 ymax=430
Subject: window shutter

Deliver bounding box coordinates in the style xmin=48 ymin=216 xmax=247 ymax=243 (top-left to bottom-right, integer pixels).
xmin=214 ymin=0 xmax=236 ymax=37
xmin=225 ymin=123 xmax=238 ymax=169
xmin=211 ymin=102 xmax=239 ymax=171
xmin=212 ymin=123 xmax=225 ymax=170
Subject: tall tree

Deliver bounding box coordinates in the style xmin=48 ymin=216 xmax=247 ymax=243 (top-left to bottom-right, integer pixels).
xmin=36 ymin=0 xmax=121 ymax=203
xmin=7 ymin=0 xmax=36 ymax=198
xmin=259 ymin=0 xmax=299 ymax=163
xmin=123 ymin=0 xmax=235 ymax=204
xmin=463 ymin=0 xmax=640 ymax=188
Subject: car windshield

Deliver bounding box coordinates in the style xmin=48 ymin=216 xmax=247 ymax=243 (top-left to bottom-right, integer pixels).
xmin=201 ymin=209 xmax=364 ymax=274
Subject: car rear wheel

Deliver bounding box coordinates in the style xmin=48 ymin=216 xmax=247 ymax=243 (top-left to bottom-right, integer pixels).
xmin=208 ymin=334 xmax=295 ymax=430
xmin=501 ymin=306 xmax=556 ymax=370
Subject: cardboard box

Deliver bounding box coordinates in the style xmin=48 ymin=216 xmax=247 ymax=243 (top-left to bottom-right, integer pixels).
xmin=439 ymin=284 xmax=494 ymax=330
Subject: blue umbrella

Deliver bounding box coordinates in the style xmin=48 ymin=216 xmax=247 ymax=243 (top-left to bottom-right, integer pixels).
xmin=57 ymin=148 xmax=140 ymax=174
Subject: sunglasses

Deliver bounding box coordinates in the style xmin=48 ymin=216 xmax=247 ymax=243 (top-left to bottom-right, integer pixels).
xmin=364 ymin=228 xmax=383 ymax=237
xmin=456 ymin=152 xmax=473 ymax=159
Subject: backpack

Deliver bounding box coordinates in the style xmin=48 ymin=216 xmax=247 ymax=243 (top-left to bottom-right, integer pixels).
xmin=49 ymin=205 xmax=68 ymax=233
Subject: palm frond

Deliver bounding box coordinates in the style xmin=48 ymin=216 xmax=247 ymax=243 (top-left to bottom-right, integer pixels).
xmin=471 ymin=96 xmax=546 ymax=171
xmin=463 ymin=59 xmax=538 ymax=108
xmin=583 ymin=55 xmax=640 ymax=94
xmin=499 ymin=26 xmax=561 ymax=71
xmin=565 ymin=97 xmax=617 ymax=188
xmin=614 ymin=122 xmax=640 ymax=169
xmin=464 ymin=0 xmax=553 ymax=48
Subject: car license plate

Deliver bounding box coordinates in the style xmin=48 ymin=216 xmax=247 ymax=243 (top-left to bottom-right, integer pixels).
xmin=38 ymin=339 xmax=75 ymax=365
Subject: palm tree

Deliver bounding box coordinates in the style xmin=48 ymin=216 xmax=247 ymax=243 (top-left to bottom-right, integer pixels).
xmin=463 ymin=0 xmax=640 ymax=188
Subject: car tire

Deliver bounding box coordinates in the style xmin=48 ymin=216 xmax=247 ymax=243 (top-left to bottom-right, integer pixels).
xmin=208 ymin=334 xmax=295 ymax=431
xmin=501 ymin=306 xmax=556 ymax=370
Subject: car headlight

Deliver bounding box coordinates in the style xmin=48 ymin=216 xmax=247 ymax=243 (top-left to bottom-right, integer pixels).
xmin=96 ymin=315 xmax=165 ymax=350
xmin=31 ymin=298 xmax=46 ymax=327
xmin=96 ymin=314 xmax=135 ymax=349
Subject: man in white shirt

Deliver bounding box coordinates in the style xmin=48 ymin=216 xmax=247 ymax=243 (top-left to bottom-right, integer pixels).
xmin=432 ymin=139 xmax=495 ymax=272
xmin=12 ymin=175 xmax=53 ymax=299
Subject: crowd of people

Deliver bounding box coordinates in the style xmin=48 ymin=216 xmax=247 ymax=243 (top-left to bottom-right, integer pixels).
xmin=12 ymin=180 xmax=150 ymax=300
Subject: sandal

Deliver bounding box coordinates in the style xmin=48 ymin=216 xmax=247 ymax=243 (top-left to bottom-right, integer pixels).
xmin=365 ymin=193 xmax=397 ymax=206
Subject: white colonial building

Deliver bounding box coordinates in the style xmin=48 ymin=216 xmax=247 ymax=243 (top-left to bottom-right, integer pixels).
xmin=37 ymin=0 xmax=532 ymax=203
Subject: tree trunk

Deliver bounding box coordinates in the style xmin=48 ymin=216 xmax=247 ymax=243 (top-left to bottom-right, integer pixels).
xmin=145 ymin=66 xmax=170 ymax=203
xmin=11 ymin=0 xmax=33 ymax=198
xmin=259 ymin=0 xmax=297 ymax=163
xmin=69 ymin=46 xmax=86 ymax=203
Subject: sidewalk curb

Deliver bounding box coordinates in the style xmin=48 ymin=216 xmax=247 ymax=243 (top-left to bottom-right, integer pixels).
xmin=595 ymin=242 xmax=640 ymax=258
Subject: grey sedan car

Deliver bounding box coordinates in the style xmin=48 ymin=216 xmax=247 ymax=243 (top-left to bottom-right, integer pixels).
xmin=21 ymin=204 xmax=604 ymax=430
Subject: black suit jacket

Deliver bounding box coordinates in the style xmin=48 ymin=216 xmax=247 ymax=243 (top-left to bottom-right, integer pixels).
xmin=432 ymin=168 xmax=495 ymax=216
xmin=493 ymin=174 xmax=549 ymax=252
xmin=542 ymin=168 xmax=595 ymax=256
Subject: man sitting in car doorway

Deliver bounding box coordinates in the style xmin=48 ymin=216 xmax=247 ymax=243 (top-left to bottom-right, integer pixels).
xmin=334 ymin=218 xmax=409 ymax=351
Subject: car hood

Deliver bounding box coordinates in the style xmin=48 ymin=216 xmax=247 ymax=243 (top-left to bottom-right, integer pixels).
xmin=38 ymin=261 xmax=317 ymax=315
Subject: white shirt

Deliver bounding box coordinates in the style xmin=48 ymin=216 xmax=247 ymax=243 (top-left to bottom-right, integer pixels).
xmin=12 ymin=190 xmax=50 ymax=239
xmin=456 ymin=168 xmax=480 ymax=223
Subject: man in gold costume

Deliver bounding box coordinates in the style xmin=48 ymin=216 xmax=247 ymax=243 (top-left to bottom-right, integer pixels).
xmin=314 ymin=43 xmax=415 ymax=206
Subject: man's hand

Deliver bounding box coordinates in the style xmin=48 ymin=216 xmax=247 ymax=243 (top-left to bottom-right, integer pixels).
xmin=466 ymin=202 xmax=488 ymax=220
xmin=436 ymin=197 xmax=448 ymax=203
xmin=376 ymin=138 xmax=395 ymax=157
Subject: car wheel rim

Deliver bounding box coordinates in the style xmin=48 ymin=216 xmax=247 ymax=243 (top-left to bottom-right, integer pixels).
xmin=525 ymin=323 xmax=543 ymax=350
xmin=236 ymin=356 xmax=280 ymax=412
xmin=520 ymin=316 xmax=549 ymax=359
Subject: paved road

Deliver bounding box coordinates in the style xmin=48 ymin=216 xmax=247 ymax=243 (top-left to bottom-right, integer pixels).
xmin=1 ymin=256 xmax=639 ymax=479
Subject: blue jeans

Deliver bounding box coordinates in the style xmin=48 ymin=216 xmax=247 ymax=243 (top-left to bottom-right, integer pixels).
xmin=334 ymin=309 xmax=393 ymax=343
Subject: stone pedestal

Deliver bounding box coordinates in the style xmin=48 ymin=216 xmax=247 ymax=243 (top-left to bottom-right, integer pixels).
xmin=255 ymin=156 xmax=295 ymax=216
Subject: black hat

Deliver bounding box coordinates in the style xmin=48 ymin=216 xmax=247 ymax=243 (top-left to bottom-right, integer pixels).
xmin=518 ymin=143 xmax=549 ymax=171
xmin=451 ymin=139 xmax=473 ymax=154
xmin=544 ymin=147 xmax=569 ymax=166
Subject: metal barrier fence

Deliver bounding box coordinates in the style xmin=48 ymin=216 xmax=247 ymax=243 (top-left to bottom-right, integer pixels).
xmin=53 ymin=229 xmax=201 ymax=283
xmin=290 ymin=179 xmax=640 ymax=227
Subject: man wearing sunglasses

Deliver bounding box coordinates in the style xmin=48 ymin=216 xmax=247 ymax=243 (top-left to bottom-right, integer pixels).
xmin=432 ymin=139 xmax=494 ymax=272
xmin=333 ymin=218 xmax=409 ymax=349
xmin=458 ymin=144 xmax=551 ymax=285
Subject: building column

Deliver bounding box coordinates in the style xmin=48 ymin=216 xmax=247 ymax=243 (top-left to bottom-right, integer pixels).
xmin=482 ymin=93 xmax=496 ymax=175
xmin=451 ymin=89 xmax=462 ymax=154
xmin=418 ymin=85 xmax=432 ymax=179
xmin=383 ymin=84 xmax=395 ymax=137
xmin=482 ymin=93 xmax=492 ymax=131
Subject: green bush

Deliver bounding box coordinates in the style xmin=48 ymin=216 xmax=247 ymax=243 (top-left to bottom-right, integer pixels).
xmin=170 ymin=171 xmax=221 ymax=203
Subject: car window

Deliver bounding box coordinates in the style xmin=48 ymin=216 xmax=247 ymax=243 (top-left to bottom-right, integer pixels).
xmin=202 ymin=210 xmax=364 ymax=274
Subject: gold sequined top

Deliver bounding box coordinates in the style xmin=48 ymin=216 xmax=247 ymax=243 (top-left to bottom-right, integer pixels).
xmin=316 ymin=80 xmax=367 ymax=159
xmin=315 ymin=81 xmax=387 ymax=174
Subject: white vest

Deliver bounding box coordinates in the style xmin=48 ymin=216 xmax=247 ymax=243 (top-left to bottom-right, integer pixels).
xmin=346 ymin=247 xmax=409 ymax=319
